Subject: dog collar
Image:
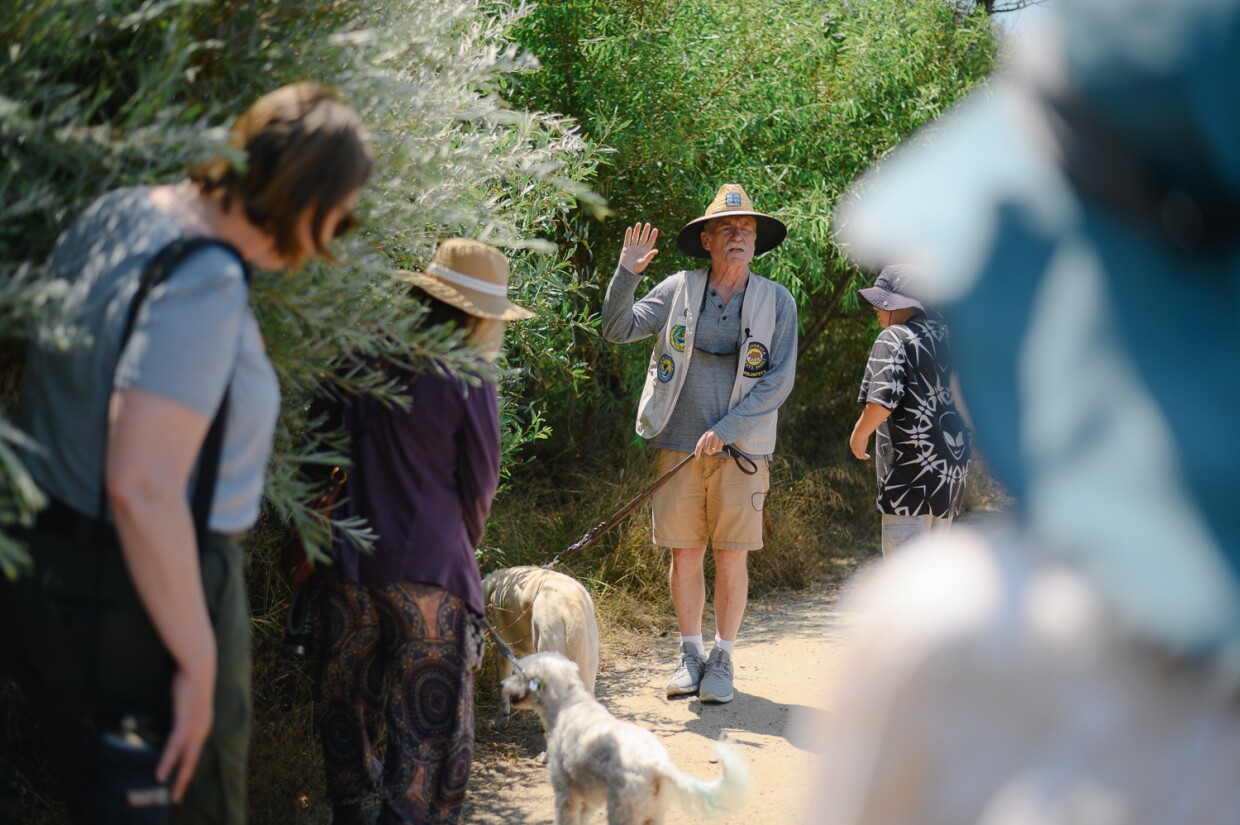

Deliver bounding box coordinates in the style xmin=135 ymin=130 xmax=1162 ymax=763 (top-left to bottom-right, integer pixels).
xmin=528 ymin=677 xmax=544 ymax=693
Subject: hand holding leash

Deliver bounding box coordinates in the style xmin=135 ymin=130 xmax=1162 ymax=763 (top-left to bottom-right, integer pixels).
xmin=694 ymin=429 xmax=725 ymax=458
xmin=541 ymin=443 xmax=756 ymax=570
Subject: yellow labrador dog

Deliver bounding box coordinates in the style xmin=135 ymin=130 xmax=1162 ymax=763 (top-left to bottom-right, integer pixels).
xmin=483 ymin=565 xmax=600 ymax=726
xmin=502 ymin=652 xmax=749 ymax=825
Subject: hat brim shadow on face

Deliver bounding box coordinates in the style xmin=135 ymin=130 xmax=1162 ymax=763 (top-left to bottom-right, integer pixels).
xmin=398 ymin=270 xmax=535 ymax=321
xmin=675 ymin=212 xmax=788 ymax=259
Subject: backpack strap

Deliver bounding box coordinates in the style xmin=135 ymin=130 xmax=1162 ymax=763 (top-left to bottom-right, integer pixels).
xmin=105 ymin=236 xmax=251 ymax=530
xmin=87 ymin=234 xmax=251 ymax=733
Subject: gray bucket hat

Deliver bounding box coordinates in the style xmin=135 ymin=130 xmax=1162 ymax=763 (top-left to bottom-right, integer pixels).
xmin=857 ymin=264 xmax=926 ymax=313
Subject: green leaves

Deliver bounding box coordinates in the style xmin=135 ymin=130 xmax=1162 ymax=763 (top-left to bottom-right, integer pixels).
xmin=1 ymin=0 xmax=606 ymax=562
xmin=504 ymin=0 xmax=996 ymax=451
xmin=0 ymin=0 xmax=996 ymax=567
xmin=0 ymin=420 xmax=46 ymax=581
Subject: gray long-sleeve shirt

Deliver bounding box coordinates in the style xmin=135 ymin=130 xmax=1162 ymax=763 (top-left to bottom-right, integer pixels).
xmin=601 ymin=264 xmax=798 ymax=456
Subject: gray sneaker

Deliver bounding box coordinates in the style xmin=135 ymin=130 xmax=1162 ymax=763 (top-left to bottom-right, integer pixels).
xmin=699 ymin=647 xmax=735 ymax=703
xmin=665 ymin=642 xmax=706 ymax=697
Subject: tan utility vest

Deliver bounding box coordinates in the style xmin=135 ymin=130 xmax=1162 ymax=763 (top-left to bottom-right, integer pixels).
xmin=636 ymin=267 xmax=780 ymax=454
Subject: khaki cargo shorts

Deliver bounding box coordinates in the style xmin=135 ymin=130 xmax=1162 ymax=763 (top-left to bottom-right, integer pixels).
xmin=651 ymin=449 xmax=770 ymax=551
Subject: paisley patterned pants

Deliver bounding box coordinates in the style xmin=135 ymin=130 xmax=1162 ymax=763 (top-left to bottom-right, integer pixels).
xmin=313 ymin=579 xmax=485 ymax=824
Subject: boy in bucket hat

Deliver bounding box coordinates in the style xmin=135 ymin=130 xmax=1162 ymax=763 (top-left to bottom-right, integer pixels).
xmin=601 ymin=183 xmax=798 ymax=703
xmin=811 ymin=0 xmax=1240 ymax=821
xmin=850 ymin=264 xmax=970 ymax=555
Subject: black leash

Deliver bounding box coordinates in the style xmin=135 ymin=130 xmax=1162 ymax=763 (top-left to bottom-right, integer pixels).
xmin=481 ymin=614 xmax=529 ymax=681
xmin=540 ymin=445 xmax=758 ymax=571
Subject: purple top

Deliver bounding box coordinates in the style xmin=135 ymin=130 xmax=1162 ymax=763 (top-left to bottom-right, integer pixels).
xmin=322 ymin=364 xmax=500 ymax=615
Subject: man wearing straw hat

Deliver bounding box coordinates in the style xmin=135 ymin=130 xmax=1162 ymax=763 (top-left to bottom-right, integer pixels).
xmin=602 ymin=184 xmax=797 ymax=703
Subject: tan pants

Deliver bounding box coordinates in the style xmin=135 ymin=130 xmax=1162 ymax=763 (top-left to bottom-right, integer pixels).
xmin=651 ymin=449 xmax=770 ymax=551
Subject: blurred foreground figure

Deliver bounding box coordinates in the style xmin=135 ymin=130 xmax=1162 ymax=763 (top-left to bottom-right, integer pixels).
xmin=817 ymin=0 xmax=1240 ymax=821
xmin=1 ymin=84 xmax=370 ymax=822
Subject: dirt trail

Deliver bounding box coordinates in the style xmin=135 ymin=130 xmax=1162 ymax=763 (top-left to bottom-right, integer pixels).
xmin=462 ymin=585 xmax=854 ymax=824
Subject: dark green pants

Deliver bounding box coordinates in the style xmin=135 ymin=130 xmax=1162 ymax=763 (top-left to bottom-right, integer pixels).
xmin=0 ymin=519 xmax=251 ymax=824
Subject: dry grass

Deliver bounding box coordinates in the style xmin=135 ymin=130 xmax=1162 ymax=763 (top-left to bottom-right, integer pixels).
xmin=247 ymin=622 xmax=326 ymax=823
xmin=245 ymin=518 xmax=334 ymax=824
xmin=962 ymin=447 xmax=1015 ymax=514
xmin=481 ymin=443 xmax=877 ymax=599
xmin=0 ymin=680 xmax=68 ymax=824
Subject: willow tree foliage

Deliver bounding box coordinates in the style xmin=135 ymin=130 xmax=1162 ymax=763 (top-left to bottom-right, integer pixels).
xmin=0 ymin=0 xmax=607 ymax=575
xmin=505 ymin=0 xmax=997 ymax=454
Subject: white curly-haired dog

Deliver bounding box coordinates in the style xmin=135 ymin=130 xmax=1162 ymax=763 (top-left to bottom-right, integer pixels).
xmin=483 ymin=566 xmax=600 ymax=727
xmin=502 ymin=651 xmax=750 ymax=825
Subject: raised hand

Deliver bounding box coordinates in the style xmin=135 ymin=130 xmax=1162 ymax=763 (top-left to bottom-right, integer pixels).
xmin=619 ymin=222 xmax=659 ymax=274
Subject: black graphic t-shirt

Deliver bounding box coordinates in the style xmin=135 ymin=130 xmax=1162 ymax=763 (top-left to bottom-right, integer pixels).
xmin=857 ymin=317 xmax=970 ymax=517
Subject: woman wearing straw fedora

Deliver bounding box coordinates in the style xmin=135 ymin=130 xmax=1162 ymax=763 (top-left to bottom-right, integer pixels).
xmin=602 ymin=184 xmax=798 ymax=704
xmin=311 ymin=239 xmax=532 ymax=825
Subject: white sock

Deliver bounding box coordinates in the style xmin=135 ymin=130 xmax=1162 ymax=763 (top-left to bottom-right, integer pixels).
xmin=680 ymin=635 xmax=706 ymax=657
xmin=714 ymin=634 xmax=735 ymax=655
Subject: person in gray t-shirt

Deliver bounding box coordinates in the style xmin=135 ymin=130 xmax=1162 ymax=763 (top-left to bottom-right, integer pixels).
xmin=1 ymin=83 xmax=370 ymax=822
xmin=601 ymin=184 xmax=797 ymax=705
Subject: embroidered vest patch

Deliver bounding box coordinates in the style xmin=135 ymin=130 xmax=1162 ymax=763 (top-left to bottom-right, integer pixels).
xmin=657 ymin=354 xmax=676 ymax=382
xmin=743 ymin=341 xmax=770 ymax=378
xmin=670 ymin=324 xmax=686 ymax=352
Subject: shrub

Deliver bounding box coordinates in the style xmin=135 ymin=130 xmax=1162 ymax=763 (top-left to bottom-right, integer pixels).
xmin=1 ymin=0 xmax=604 ymax=819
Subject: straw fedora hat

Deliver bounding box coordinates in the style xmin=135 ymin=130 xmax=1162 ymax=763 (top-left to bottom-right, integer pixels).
xmin=398 ymin=238 xmax=534 ymax=321
xmin=675 ymin=183 xmax=787 ymax=258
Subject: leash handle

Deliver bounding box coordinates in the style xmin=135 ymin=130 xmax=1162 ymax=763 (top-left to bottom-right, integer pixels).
xmin=722 ymin=444 xmax=759 ymax=475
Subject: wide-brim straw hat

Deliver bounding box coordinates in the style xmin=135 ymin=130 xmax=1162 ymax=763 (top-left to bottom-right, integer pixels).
xmin=398 ymin=238 xmax=534 ymax=321
xmin=833 ymin=0 xmax=1240 ymax=664
xmin=675 ymin=183 xmax=787 ymax=258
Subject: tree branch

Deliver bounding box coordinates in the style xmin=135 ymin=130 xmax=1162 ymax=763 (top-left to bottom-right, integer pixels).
xmin=979 ymin=0 xmax=1051 ymax=14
